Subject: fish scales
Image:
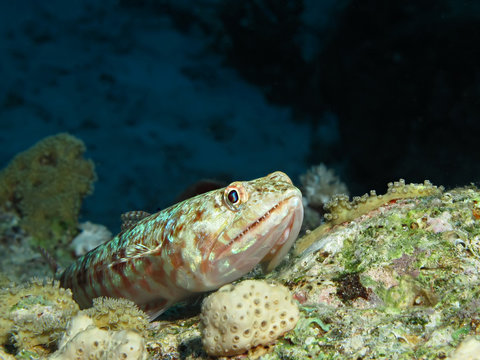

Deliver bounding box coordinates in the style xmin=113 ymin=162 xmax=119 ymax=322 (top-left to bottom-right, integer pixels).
xmin=60 ymin=171 xmax=304 ymax=319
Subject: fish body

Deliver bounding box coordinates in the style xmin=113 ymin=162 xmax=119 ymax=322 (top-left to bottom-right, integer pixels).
xmin=60 ymin=171 xmax=303 ymax=319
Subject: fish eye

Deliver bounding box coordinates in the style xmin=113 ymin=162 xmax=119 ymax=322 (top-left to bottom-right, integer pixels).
xmin=227 ymin=189 xmax=239 ymax=204
xmin=223 ymin=182 xmax=247 ymax=211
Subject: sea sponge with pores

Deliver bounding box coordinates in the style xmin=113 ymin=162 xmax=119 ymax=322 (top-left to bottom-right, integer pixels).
xmin=200 ymin=279 xmax=299 ymax=357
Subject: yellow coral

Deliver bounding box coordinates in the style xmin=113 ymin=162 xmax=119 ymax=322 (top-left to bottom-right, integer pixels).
xmin=0 ymin=133 xmax=96 ymax=252
xmin=0 ymin=278 xmax=79 ymax=355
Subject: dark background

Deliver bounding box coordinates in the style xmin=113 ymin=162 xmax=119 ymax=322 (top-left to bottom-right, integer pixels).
xmin=1 ymin=0 xmax=479 ymax=231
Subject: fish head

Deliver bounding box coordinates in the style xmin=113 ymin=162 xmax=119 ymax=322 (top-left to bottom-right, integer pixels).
xmin=189 ymin=171 xmax=303 ymax=289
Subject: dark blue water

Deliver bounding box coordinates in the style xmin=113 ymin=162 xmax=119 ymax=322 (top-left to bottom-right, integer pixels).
xmin=1 ymin=0 xmax=478 ymax=231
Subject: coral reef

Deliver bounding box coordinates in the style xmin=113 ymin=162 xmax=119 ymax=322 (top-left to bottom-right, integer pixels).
xmin=200 ymin=279 xmax=299 ymax=356
xmin=0 ymin=133 xmax=96 ymax=255
xmin=3 ymin=180 xmax=480 ymax=359
xmin=0 ymin=278 xmax=79 ymax=356
xmin=49 ymin=313 xmax=147 ymax=360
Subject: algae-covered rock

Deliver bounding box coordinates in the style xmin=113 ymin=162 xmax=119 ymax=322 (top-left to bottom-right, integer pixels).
xmin=271 ymin=185 xmax=480 ymax=359
xmin=0 ymin=210 xmax=54 ymax=283
xmin=0 ymin=133 xmax=96 ymax=254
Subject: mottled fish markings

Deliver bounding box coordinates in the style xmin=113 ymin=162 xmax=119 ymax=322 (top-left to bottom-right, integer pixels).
xmin=60 ymin=171 xmax=303 ymax=319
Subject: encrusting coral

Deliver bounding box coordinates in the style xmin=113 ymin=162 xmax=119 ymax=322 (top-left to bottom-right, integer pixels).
xmin=0 ymin=133 xmax=96 ymax=254
xmin=200 ymin=279 xmax=299 ymax=356
xmin=0 ymin=278 xmax=79 ymax=355
xmin=0 ymin=277 xmax=151 ymax=359
xmin=49 ymin=313 xmax=147 ymax=360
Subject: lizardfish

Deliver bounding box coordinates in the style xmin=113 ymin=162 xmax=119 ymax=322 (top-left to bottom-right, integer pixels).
xmin=60 ymin=171 xmax=303 ymax=319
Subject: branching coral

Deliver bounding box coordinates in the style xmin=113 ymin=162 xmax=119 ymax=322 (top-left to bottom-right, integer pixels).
xmin=70 ymin=222 xmax=112 ymax=257
xmin=300 ymin=163 xmax=349 ymax=210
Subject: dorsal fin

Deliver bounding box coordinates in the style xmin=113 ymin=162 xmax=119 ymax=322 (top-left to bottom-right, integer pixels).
xmin=38 ymin=246 xmax=60 ymax=275
xmin=120 ymin=210 xmax=151 ymax=231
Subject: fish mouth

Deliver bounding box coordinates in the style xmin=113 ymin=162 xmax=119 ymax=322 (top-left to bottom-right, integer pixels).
xmin=224 ymin=201 xmax=285 ymax=250
xmin=215 ymin=194 xmax=303 ymax=270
